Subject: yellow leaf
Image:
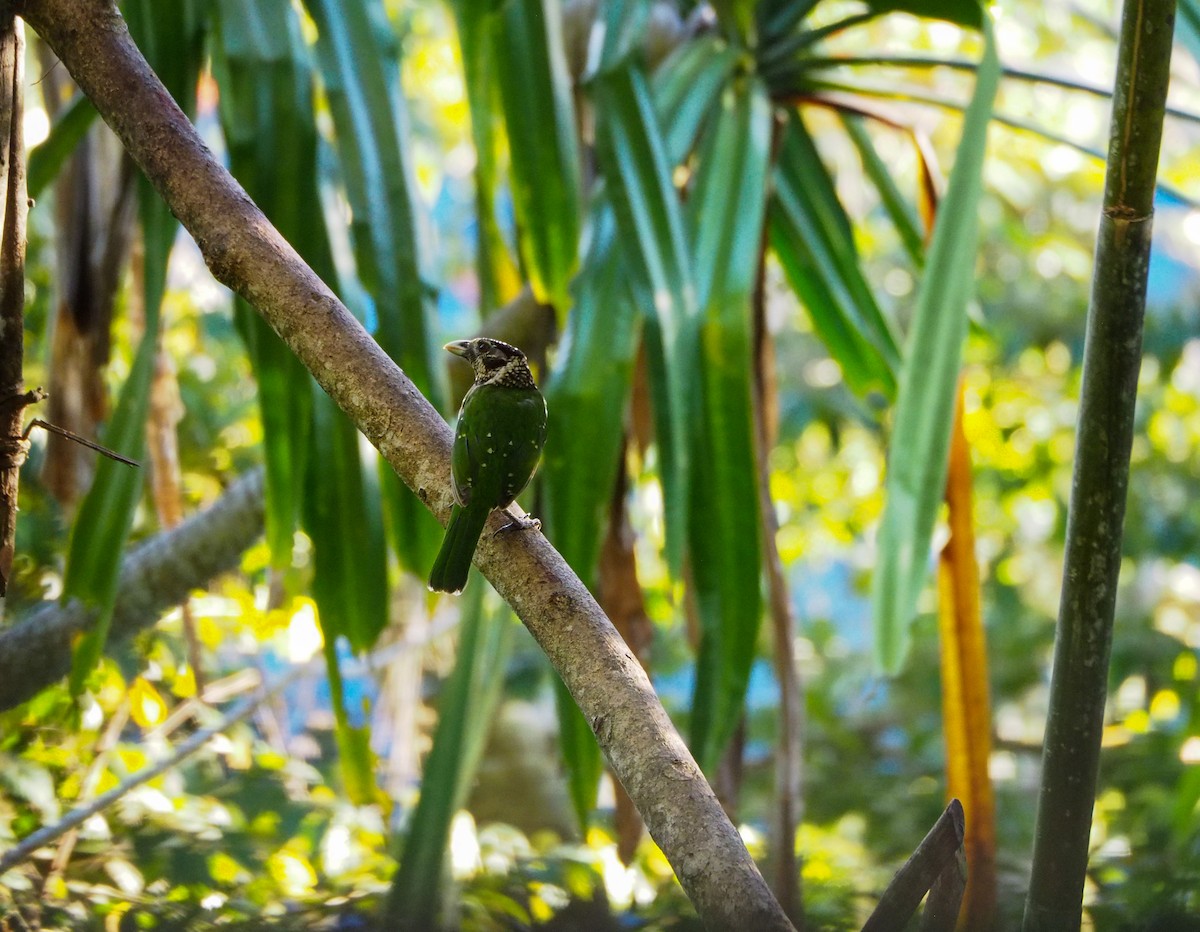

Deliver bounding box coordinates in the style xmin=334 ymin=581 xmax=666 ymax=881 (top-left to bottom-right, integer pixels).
xmin=267 ymin=850 xmax=317 ymax=896
xmin=937 ymin=380 xmax=997 ymax=929
xmin=129 ymin=677 xmax=168 ymax=729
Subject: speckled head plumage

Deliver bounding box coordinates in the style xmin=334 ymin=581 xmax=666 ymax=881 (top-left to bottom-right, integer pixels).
xmin=444 ymin=338 xmax=537 ymax=390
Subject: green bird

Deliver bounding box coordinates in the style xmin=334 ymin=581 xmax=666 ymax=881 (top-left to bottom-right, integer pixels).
xmin=428 ymin=338 xmax=547 ymax=594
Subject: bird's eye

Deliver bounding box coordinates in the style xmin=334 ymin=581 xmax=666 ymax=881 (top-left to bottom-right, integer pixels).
xmin=476 ymin=339 xmax=492 ymax=353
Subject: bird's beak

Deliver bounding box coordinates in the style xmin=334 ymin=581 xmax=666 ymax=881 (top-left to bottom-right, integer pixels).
xmin=444 ymin=340 xmax=472 ymax=359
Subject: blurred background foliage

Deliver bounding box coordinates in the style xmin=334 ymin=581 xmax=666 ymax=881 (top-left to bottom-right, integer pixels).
xmin=3 ymin=0 xmax=1200 ymax=928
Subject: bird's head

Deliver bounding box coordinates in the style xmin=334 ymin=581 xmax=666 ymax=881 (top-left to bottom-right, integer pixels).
xmin=444 ymin=338 xmax=536 ymax=388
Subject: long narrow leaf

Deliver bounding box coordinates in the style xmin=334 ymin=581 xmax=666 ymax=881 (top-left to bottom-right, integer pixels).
xmin=213 ymin=0 xmax=316 ymax=568
xmin=588 ymin=0 xmax=651 ymax=75
xmin=214 ymin=0 xmax=389 ymax=797
xmin=756 ymin=0 xmax=821 ymax=44
xmin=592 ymin=62 xmax=697 ymax=574
xmin=386 ymin=580 xmax=514 ymax=928
xmin=450 ymin=0 xmax=518 ymax=313
xmin=66 ymin=0 xmax=204 ymax=693
xmin=491 ymin=0 xmax=581 ymax=314
xmin=937 ymin=386 xmax=997 ymax=928
xmin=307 ymin=391 xmax=388 ymax=776
xmin=305 ymin=394 xmax=388 ymax=653
xmin=685 ymin=80 xmax=771 ymax=772
xmin=306 ymin=0 xmax=447 ymax=575
xmin=541 ymin=207 xmax=638 ymax=827
xmin=27 ymin=93 xmax=97 ymax=200
xmin=64 ymin=334 xmax=156 ymax=695
xmin=866 ymin=0 xmax=981 ymax=29
xmin=840 ymin=113 xmax=926 ymax=268
xmin=323 ymin=634 xmax=379 ymax=806
xmin=650 ymin=35 xmax=739 ymax=166
xmin=542 ymin=209 xmax=638 ymax=592
xmin=769 ymin=114 xmax=898 ymax=398
xmin=871 ymin=12 xmax=999 ymax=673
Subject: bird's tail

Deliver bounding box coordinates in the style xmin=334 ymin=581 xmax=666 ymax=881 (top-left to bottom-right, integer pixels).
xmin=428 ymin=502 xmax=490 ymax=594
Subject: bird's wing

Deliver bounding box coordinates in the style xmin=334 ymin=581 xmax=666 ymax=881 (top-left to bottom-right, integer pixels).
xmin=451 ymin=429 xmax=472 ymax=507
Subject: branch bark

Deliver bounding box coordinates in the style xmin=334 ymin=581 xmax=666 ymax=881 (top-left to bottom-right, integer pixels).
xmin=0 ymin=469 xmax=264 ymax=711
xmin=16 ymin=1 xmax=793 ymax=927
xmin=1024 ymin=0 xmax=1175 ymax=928
xmin=862 ymin=799 xmax=966 ymax=932
xmin=0 ymin=10 xmax=28 ymax=605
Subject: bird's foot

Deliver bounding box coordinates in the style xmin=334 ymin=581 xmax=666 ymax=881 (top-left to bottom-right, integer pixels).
xmin=494 ymin=509 xmax=541 ymax=537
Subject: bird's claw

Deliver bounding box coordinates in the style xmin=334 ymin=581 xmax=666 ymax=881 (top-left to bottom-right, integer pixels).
xmin=493 ymin=513 xmax=541 ymax=538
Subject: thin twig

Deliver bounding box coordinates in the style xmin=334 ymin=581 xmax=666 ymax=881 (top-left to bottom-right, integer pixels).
xmin=753 ymin=127 xmax=804 ymax=928
xmin=42 ymin=700 xmax=129 ymax=893
xmin=24 ymin=417 xmax=141 ymax=467
xmin=0 ymin=673 xmax=293 ymax=876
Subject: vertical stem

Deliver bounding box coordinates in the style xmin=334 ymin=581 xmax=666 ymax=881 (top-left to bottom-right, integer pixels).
xmin=754 ymin=194 xmax=804 ymax=930
xmin=1023 ymin=0 xmax=1175 ymax=928
xmin=0 ymin=9 xmax=26 ymax=607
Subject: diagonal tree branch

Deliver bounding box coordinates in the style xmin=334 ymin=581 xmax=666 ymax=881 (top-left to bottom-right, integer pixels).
xmin=15 ymin=1 xmax=793 ymax=927
xmin=0 ymin=469 xmax=264 ymax=711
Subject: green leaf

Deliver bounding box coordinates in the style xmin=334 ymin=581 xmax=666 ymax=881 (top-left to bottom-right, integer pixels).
xmin=541 ymin=208 xmax=637 ymax=829
xmin=214 ymin=0 xmax=389 ymax=655
xmin=871 ymin=12 xmax=999 ymax=674
xmin=213 ymin=0 xmax=319 ymax=567
xmin=386 ymin=580 xmax=514 ymax=928
xmin=650 ymin=35 xmax=739 ymax=168
xmin=232 ymin=297 xmax=313 ymax=565
xmin=541 ymin=208 xmax=639 ymax=592
xmin=866 ymin=0 xmax=982 ymax=29
xmin=710 ymin=0 xmax=757 ymax=45
xmin=769 ymin=114 xmax=898 ymax=398
xmin=589 ymin=0 xmax=651 ymax=74
xmin=491 ymin=0 xmax=582 ymax=314
xmin=592 ymin=62 xmax=698 ymax=575
xmin=840 ymin=113 xmax=926 ymax=269
xmin=64 ymin=336 xmax=154 ymax=696
xmin=305 ymin=0 xmax=443 ymax=406
xmin=305 ymin=391 xmax=388 ymax=653
xmin=1179 ymin=0 xmax=1200 ymax=64
xmin=322 ymin=636 xmax=379 ymax=807
xmin=553 ymin=678 xmax=606 ymax=832
xmin=306 ymin=0 xmax=448 ymax=575
xmin=450 ymin=0 xmax=514 ymax=313
xmin=27 ymin=93 xmax=97 ymax=201
xmin=334 ymin=721 xmax=378 ymax=806
xmin=755 ymin=0 xmax=821 ymax=43
xmin=685 ymin=80 xmax=770 ymax=772
xmin=66 ymin=0 xmax=205 ymax=694
xmin=385 ymin=471 xmax=447 ymax=576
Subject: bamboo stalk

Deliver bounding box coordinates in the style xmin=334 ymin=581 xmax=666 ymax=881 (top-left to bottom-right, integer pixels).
xmin=1023 ymin=0 xmax=1176 ymax=928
